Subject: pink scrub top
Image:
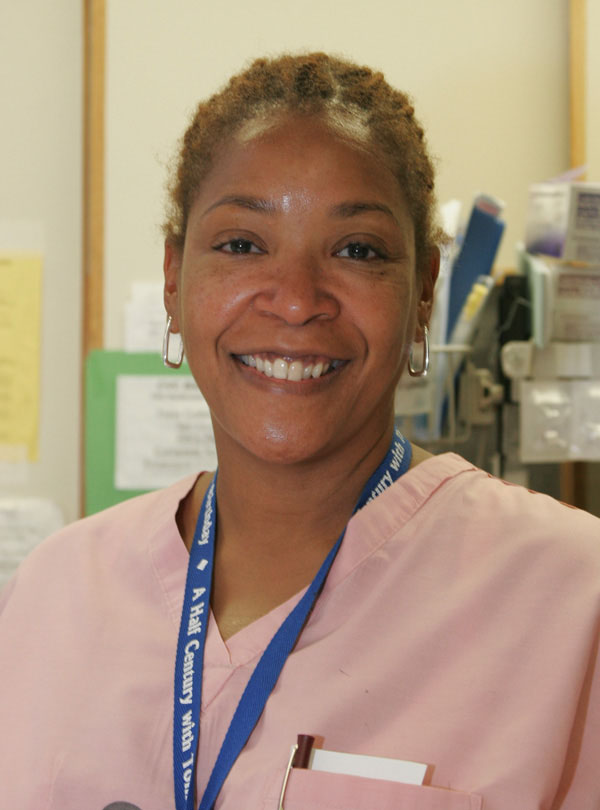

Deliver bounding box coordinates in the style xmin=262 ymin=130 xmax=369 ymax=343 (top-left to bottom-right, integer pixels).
xmin=1 ymin=453 xmax=600 ymax=809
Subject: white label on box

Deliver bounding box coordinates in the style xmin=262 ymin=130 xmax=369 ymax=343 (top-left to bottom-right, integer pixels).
xmin=563 ymin=185 xmax=600 ymax=264
xmin=553 ymin=268 xmax=600 ymax=342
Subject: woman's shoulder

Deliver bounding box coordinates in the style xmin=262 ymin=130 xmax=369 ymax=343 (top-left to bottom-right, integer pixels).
xmin=385 ymin=453 xmax=600 ymax=615
xmin=399 ymin=451 xmax=600 ymax=555
xmin=1 ymin=475 xmax=198 ymax=608
xmin=417 ymin=452 xmax=600 ymax=557
xmin=51 ymin=474 xmax=196 ymax=547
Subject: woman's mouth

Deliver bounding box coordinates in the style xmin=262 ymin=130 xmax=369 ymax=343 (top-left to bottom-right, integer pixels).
xmin=235 ymin=353 xmax=344 ymax=381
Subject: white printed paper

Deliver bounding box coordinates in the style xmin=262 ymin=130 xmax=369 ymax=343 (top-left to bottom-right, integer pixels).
xmin=115 ymin=375 xmax=217 ymax=490
xmin=124 ymin=281 xmax=166 ymax=352
xmin=0 ymin=498 xmax=64 ymax=588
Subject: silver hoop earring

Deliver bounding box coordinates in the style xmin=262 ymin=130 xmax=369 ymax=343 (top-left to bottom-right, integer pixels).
xmin=162 ymin=315 xmax=184 ymax=368
xmin=408 ymin=324 xmax=429 ymax=378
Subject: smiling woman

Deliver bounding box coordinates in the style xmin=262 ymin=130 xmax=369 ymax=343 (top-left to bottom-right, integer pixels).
xmin=164 ymin=113 xmax=426 ymax=480
xmin=2 ymin=52 xmax=600 ymax=810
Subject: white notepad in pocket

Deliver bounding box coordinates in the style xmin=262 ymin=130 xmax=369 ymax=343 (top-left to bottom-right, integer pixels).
xmin=309 ymin=748 xmax=427 ymax=785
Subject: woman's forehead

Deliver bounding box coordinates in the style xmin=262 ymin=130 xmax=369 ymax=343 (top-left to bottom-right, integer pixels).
xmin=194 ymin=113 xmax=408 ymax=216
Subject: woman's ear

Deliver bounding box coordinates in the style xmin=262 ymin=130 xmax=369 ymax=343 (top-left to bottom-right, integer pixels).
xmin=417 ymin=246 xmax=440 ymax=327
xmin=163 ymin=239 xmax=182 ymax=332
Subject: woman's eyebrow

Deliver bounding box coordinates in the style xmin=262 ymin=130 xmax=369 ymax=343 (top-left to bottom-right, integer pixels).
xmin=331 ymin=201 xmax=399 ymax=223
xmin=202 ymin=195 xmax=276 ymax=217
xmin=202 ymin=196 xmax=399 ymax=221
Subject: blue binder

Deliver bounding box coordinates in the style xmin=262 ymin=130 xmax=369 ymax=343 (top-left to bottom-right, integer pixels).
xmin=446 ymin=205 xmax=504 ymax=339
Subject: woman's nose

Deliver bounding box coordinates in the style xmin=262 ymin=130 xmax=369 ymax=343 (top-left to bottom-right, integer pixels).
xmin=252 ymin=255 xmax=340 ymax=326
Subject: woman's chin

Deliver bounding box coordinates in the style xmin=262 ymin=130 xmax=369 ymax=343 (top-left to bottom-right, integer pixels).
xmin=246 ymin=434 xmax=327 ymax=467
xmin=215 ymin=421 xmax=341 ymax=468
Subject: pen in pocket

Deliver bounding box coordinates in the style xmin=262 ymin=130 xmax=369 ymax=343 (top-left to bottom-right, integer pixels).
xmin=278 ymin=734 xmax=315 ymax=810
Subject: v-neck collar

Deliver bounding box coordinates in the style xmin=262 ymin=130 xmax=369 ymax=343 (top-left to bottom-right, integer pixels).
xmin=149 ymin=453 xmax=476 ymax=669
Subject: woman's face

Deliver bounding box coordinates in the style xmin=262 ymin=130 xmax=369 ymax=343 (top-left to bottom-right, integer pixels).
xmin=164 ymin=115 xmax=436 ymax=467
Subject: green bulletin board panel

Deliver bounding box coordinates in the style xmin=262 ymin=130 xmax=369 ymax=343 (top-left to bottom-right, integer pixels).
xmin=85 ymin=350 xmax=194 ymax=516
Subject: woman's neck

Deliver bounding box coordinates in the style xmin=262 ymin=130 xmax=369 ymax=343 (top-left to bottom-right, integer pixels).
xmin=176 ymin=426 xmax=429 ymax=640
xmin=221 ymin=425 xmax=393 ymax=542
xmin=178 ymin=427 xmax=432 ymax=555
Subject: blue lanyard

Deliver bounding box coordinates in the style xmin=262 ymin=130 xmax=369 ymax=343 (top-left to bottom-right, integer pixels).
xmin=173 ymin=428 xmax=411 ymax=810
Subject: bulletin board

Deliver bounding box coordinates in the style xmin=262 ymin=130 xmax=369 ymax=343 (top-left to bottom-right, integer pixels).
xmin=85 ymin=351 xmax=217 ymax=515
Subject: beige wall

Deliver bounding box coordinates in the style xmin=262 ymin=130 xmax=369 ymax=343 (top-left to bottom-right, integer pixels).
xmin=583 ymin=0 xmax=600 ymax=512
xmin=586 ymin=0 xmax=600 ymax=177
xmin=1 ymin=1 xmax=82 ymax=522
xmin=0 ymin=0 xmax=575 ymax=523
xmin=104 ymin=0 xmax=569 ymax=348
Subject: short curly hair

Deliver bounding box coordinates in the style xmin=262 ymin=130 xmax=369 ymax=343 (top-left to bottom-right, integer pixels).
xmin=163 ymin=52 xmax=440 ymax=274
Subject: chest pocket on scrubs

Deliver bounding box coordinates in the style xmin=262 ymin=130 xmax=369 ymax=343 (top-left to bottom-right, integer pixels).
xmin=264 ymin=767 xmax=483 ymax=810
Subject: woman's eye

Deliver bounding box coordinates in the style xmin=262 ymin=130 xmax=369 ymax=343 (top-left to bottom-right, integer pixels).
xmin=215 ymin=238 xmax=262 ymax=254
xmin=336 ymin=242 xmax=382 ymax=261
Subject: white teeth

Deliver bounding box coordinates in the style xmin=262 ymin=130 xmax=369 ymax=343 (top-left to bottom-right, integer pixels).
xmin=239 ymin=354 xmax=339 ymax=380
xmin=273 ymin=358 xmax=288 ymax=379
xmin=288 ymin=360 xmax=304 ymax=381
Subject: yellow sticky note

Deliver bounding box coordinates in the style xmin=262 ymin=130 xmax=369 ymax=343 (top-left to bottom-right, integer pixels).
xmin=0 ymin=253 xmax=42 ymax=462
